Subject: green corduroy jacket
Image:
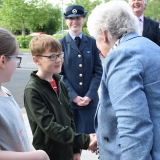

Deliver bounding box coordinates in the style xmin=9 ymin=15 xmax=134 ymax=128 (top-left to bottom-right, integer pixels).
xmin=24 ymin=71 xmax=90 ymax=160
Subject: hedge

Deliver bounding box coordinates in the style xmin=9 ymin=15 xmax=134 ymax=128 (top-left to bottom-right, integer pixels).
xmin=16 ymin=36 xmax=33 ymax=49
xmin=16 ymin=35 xmax=61 ymax=49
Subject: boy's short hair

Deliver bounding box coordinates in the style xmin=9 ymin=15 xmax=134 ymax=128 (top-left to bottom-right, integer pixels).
xmin=29 ymin=34 xmax=62 ymax=56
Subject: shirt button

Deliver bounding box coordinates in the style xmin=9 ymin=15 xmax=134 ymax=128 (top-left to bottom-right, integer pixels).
xmin=79 ymin=74 xmax=83 ymax=77
xmin=79 ymin=82 xmax=83 ymax=85
xmin=78 ymin=54 xmax=81 ymax=58
xmin=104 ymin=137 xmax=109 ymax=141
xmin=79 ymin=64 xmax=82 ymax=67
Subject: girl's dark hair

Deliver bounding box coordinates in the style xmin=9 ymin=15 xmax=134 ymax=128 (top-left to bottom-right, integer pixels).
xmin=0 ymin=28 xmax=18 ymax=56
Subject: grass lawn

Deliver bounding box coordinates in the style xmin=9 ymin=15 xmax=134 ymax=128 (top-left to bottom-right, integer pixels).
xmin=20 ymin=48 xmax=30 ymax=51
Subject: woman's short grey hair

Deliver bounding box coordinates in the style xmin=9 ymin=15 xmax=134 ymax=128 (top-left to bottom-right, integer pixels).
xmin=87 ymin=0 xmax=140 ymax=41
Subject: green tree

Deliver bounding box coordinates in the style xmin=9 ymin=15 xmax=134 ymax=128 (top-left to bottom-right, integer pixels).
xmin=145 ymin=0 xmax=160 ymax=23
xmin=0 ymin=0 xmax=52 ymax=35
xmin=35 ymin=5 xmax=62 ymax=35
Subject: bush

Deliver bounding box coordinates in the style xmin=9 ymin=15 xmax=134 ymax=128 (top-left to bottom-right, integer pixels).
xmin=53 ymin=34 xmax=66 ymax=39
xmin=17 ymin=36 xmax=33 ymax=48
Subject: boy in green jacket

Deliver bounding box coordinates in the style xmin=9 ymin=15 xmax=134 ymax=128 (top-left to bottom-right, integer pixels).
xmin=24 ymin=35 xmax=96 ymax=160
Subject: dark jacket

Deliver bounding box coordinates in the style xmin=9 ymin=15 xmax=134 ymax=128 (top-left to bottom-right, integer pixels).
xmin=143 ymin=17 xmax=160 ymax=46
xmin=24 ymin=71 xmax=90 ymax=160
xmin=59 ymin=33 xmax=103 ymax=110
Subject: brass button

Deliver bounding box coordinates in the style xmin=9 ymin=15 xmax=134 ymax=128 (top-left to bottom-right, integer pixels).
xmin=78 ymin=54 xmax=81 ymax=58
xmin=79 ymin=82 xmax=83 ymax=85
xmin=79 ymin=64 xmax=82 ymax=67
xmin=79 ymin=74 xmax=83 ymax=77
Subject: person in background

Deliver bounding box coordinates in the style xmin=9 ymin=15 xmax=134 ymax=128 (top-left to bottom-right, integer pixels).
xmin=129 ymin=0 xmax=160 ymax=46
xmin=87 ymin=0 xmax=160 ymax=159
xmin=24 ymin=35 xmax=97 ymax=160
xmin=59 ymin=5 xmax=103 ymax=135
xmin=0 ymin=28 xmax=49 ymax=160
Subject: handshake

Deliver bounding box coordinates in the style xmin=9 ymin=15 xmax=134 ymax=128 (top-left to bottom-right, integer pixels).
xmin=88 ymin=134 xmax=98 ymax=154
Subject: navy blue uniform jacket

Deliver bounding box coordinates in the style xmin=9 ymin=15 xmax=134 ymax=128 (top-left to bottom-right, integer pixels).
xmin=143 ymin=17 xmax=160 ymax=46
xmin=59 ymin=33 xmax=103 ymax=110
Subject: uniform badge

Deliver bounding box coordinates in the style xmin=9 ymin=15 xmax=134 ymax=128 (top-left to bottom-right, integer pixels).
xmin=85 ymin=51 xmax=91 ymax=54
xmin=72 ymin=9 xmax=77 ymax=14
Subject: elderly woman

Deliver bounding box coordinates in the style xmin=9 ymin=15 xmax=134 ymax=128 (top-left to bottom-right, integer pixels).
xmin=87 ymin=0 xmax=160 ymax=160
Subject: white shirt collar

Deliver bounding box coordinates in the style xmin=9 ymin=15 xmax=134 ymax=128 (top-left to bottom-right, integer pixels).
xmin=69 ymin=31 xmax=83 ymax=40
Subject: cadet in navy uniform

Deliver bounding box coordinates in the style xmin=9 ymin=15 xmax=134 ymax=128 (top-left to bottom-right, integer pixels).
xmin=59 ymin=5 xmax=103 ymax=134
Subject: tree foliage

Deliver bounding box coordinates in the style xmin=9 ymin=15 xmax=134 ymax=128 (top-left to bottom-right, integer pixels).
xmin=35 ymin=5 xmax=62 ymax=35
xmin=145 ymin=0 xmax=160 ymax=23
xmin=0 ymin=0 xmax=61 ymax=35
xmin=0 ymin=0 xmax=159 ymax=37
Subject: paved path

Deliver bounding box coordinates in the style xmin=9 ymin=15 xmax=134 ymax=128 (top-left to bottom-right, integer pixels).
xmin=21 ymin=108 xmax=99 ymax=160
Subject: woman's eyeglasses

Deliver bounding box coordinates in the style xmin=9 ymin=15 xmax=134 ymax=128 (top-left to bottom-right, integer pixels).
xmin=36 ymin=52 xmax=64 ymax=61
xmin=5 ymin=55 xmax=22 ymax=67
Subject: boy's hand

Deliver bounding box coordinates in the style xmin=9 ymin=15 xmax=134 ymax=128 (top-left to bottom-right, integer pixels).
xmin=72 ymin=153 xmax=81 ymax=160
xmin=88 ymin=134 xmax=97 ymax=151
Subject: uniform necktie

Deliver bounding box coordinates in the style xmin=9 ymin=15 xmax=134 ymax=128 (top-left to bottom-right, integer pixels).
xmin=75 ymin=36 xmax=81 ymax=48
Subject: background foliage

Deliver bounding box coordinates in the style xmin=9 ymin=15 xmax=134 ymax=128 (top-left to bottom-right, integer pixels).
xmin=0 ymin=0 xmax=159 ymax=48
xmin=17 ymin=36 xmax=33 ymax=48
xmin=0 ymin=0 xmax=62 ymax=35
xmin=145 ymin=0 xmax=160 ymax=22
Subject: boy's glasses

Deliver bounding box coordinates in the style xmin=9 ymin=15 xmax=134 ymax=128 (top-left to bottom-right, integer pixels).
xmin=5 ymin=55 xmax=22 ymax=67
xmin=36 ymin=52 xmax=64 ymax=61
